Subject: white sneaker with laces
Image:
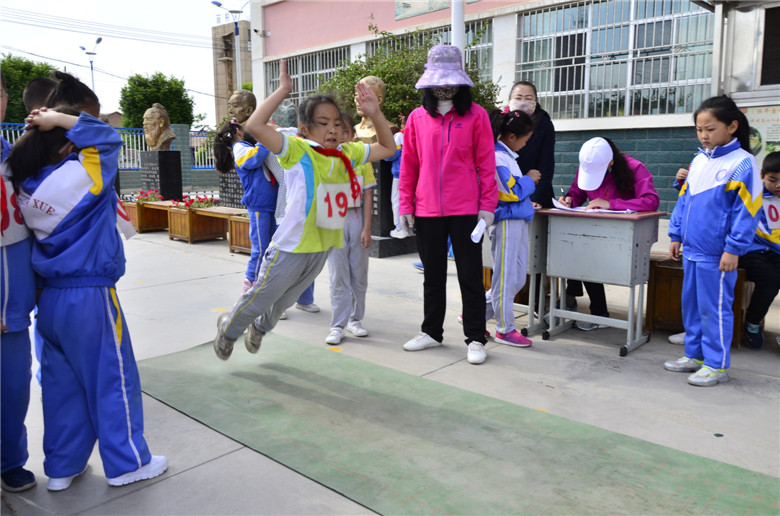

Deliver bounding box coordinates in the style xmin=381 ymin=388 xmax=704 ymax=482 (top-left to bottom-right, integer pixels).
xmin=107 ymin=455 xmax=168 ymax=487
xmin=687 ymin=366 xmax=729 ymax=387
xmin=295 ymin=303 xmax=320 ymax=313
xmin=390 ymin=228 xmax=409 ymax=239
xmin=664 ymin=356 xmax=702 ymax=372
xmin=325 ymin=328 xmax=344 ymax=345
xmin=403 ymin=332 xmax=441 ymax=351
xmin=47 ymin=465 xmax=88 ymax=491
xmin=346 ymin=321 xmax=368 ymax=337
xmin=466 ymin=341 xmax=487 ymax=364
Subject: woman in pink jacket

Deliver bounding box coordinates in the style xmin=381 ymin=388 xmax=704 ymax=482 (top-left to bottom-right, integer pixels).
xmin=558 ymin=137 xmax=660 ymax=329
xmin=398 ymin=45 xmax=498 ymax=365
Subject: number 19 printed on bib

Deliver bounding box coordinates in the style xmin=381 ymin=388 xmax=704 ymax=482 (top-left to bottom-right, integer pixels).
xmin=315 ymin=182 xmax=353 ymax=230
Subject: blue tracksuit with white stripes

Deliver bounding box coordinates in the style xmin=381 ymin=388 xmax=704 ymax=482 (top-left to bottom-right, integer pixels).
xmin=668 ymin=139 xmax=762 ymax=369
xmin=1 ymin=136 xmax=37 ymax=475
xmin=18 ymin=113 xmax=152 ymax=479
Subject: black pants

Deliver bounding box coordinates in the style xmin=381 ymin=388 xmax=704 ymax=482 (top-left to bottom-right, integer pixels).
xmin=739 ymin=250 xmax=780 ymax=325
xmin=415 ymin=215 xmax=487 ymax=345
xmin=565 ymin=280 xmax=609 ymax=317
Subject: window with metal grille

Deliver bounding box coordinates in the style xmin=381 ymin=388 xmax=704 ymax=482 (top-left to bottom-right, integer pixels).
xmin=366 ymin=20 xmax=493 ymax=83
xmin=517 ymin=0 xmax=713 ymax=119
xmin=264 ymin=46 xmax=351 ymax=106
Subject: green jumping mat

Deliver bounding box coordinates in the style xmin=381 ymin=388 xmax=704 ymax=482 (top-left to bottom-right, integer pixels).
xmin=139 ymin=337 xmax=779 ymax=515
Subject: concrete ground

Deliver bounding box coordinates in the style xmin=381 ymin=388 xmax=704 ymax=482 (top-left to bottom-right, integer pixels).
xmin=3 ymin=222 xmax=779 ymax=515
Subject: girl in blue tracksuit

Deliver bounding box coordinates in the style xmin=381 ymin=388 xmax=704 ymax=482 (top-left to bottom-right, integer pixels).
xmin=9 ymin=103 xmax=166 ymax=489
xmin=484 ymin=109 xmax=539 ymax=348
xmin=1 ymin=70 xmax=38 ymax=492
xmin=214 ymin=120 xmax=279 ymax=293
xmin=665 ymin=95 xmax=762 ymax=387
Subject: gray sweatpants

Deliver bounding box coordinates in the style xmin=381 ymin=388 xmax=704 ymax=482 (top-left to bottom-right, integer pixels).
xmin=327 ymin=208 xmax=369 ymax=330
xmin=223 ymin=245 xmax=330 ymax=341
xmin=485 ymin=218 xmax=529 ymax=334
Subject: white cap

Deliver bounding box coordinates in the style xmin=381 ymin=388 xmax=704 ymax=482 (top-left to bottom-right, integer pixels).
xmin=577 ymin=137 xmax=613 ymax=191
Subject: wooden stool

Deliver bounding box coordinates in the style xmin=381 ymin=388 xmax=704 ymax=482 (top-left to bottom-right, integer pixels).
xmin=645 ymin=253 xmax=753 ymax=349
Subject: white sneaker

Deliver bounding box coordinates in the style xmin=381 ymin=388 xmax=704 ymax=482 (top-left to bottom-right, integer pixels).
xmin=295 ymin=303 xmax=320 ymax=313
xmin=390 ymin=228 xmax=409 ymax=239
xmin=346 ymin=321 xmax=368 ymax=337
xmin=466 ymin=341 xmax=487 ymax=364
xmin=279 ymin=311 xmax=288 ymax=320
xmin=325 ymin=328 xmax=343 ymax=345
xmin=668 ymin=332 xmax=685 ymax=345
xmin=107 ymin=455 xmax=168 ymax=487
xmin=403 ymin=332 xmax=441 ymax=351
xmin=47 ymin=465 xmax=88 ymax=491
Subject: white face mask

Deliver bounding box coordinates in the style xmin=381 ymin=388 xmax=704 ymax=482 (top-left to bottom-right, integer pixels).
xmin=509 ymin=99 xmax=536 ymax=116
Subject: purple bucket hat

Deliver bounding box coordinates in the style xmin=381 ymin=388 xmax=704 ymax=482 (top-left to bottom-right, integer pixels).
xmin=415 ymin=45 xmax=475 ymax=89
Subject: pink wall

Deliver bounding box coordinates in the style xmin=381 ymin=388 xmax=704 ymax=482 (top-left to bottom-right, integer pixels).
xmin=263 ymin=0 xmax=523 ymax=57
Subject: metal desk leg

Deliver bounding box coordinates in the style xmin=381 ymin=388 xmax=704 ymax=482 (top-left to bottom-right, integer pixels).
xmin=619 ymin=283 xmax=651 ymax=356
xmin=543 ymin=277 xmax=573 ymax=340
xmin=521 ymin=273 xmax=548 ymax=336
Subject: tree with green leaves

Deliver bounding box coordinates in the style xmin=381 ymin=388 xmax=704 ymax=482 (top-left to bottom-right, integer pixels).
xmin=119 ymin=72 xmax=195 ymax=128
xmin=1 ymin=54 xmax=58 ymax=123
xmin=319 ymin=24 xmax=499 ymax=126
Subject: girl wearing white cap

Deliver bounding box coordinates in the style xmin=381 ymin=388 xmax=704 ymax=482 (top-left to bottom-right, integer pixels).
xmin=398 ymin=45 xmax=498 ymax=365
xmin=558 ymin=137 xmax=659 ymax=329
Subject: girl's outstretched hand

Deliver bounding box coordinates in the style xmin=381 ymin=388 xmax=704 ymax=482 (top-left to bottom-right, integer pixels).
xmin=279 ymin=59 xmax=292 ymax=92
xmin=355 ymin=82 xmax=380 ymax=118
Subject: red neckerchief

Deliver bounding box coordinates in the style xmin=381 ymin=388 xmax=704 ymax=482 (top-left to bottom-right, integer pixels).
xmin=311 ymin=146 xmax=361 ymax=200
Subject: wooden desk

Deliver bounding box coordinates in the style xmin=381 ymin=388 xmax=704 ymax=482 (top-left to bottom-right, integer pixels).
xmin=542 ymin=210 xmax=666 ymax=356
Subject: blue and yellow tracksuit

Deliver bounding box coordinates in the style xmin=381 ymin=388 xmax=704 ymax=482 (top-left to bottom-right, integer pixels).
xmin=668 ymin=138 xmax=762 ymax=369
xmin=233 ymin=141 xmax=278 ymax=282
xmin=18 ymin=113 xmax=152 ymax=480
xmin=1 ymin=137 xmax=37 ymax=476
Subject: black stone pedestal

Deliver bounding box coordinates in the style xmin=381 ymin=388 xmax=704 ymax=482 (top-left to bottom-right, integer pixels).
xmin=218 ymin=170 xmax=245 ymax=208
xmin=369 ymin=161 xmax=417 ymax=258
xmin=141 ymin=151 xmax=182 ymax=201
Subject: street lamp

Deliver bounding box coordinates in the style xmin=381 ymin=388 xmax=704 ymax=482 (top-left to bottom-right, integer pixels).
xmin=79 ymin=37 xmax=102 ymax=92
xmin=211 ymin=1 xmax=249 ymax=88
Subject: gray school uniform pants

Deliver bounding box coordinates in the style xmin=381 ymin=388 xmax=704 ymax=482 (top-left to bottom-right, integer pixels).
xmin=223 ymin=245 xmax=330 ymax=341
xmin=485 ymin=218 xmax=529 ymax=334
xmin=328 ymin=207 xmax=369 ymax=329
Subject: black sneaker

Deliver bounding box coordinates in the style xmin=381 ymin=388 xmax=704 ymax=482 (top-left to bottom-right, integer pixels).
xmin=744 ymin=324 xmax=764 ymax=350
xmin=1 ymin=467 xmax=37 ymax=492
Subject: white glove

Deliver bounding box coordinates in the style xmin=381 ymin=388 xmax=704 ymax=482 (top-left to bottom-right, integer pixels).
xmin=478 ymin=210 xmax=494 ymax=228
xmin=400 ymin=214 xmax=414 ymax=234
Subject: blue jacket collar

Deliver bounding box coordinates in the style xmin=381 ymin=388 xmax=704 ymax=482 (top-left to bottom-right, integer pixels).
xmin=698 ymin=138 xmax=741 ymax=159
xmin=495 ymin=140 xmax=518 ymax=159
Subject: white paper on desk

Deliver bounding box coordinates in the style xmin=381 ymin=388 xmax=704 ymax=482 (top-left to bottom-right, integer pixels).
xmin=551 ymin=197 xmax=635 ymax=214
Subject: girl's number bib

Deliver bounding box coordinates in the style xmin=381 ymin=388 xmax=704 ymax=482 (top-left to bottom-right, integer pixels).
xmin=315 ymin=182 xmax=352 ymax=230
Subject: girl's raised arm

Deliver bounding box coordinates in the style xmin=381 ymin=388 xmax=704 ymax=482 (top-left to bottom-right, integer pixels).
xmin=355 ymin=82 xmax=395 ymax=161
xmin=245 ymin=59 xmax=292 ymax=154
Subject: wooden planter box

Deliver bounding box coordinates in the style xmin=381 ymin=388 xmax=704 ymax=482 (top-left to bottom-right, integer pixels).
xmin=229 ymin=215 xmax=251 ymax=254
xmin=121 ymin=201 xmax=169 ymax=233
xmin=168 ymin=208 xmax=227 ymax=244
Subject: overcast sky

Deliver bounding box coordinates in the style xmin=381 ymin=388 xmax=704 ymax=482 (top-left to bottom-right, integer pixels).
xmin=0 ymin=0 xmax=244 ymax=126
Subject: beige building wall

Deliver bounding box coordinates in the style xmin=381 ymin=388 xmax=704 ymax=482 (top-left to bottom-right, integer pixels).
xmin=212 ymin=19 xmax=252 ymax=125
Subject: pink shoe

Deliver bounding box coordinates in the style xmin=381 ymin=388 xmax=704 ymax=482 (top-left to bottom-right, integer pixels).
xmin=494 ymin=329 xmax=532 ymax=347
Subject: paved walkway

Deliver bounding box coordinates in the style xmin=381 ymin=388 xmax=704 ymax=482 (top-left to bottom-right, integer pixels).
xmin=3 ymin=224 xmax=779 ymax=515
